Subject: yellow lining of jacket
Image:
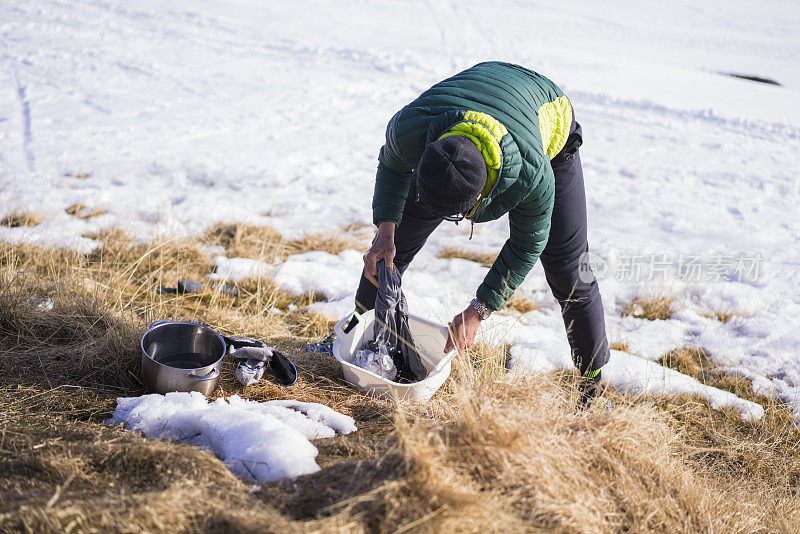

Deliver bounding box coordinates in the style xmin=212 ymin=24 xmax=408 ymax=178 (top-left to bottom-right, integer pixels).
xmin=436 ymin=101 xmax=570 ymax=218
xmin=537 ymin=95 xmax=572 ymax=159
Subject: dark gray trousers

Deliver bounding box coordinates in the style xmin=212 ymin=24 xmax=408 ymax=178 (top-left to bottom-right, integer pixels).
xmin=355 ymin=117 xmax=609 ymax=374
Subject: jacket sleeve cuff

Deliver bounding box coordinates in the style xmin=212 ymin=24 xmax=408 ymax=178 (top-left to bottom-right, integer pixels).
xmin=373 ymin=217 xmax=399 ymax=228
xmin=476 ymin=283 xmax=507 ymax=312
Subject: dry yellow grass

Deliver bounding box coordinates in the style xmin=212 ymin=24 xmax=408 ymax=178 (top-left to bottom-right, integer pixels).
xmin=1 ymin=211 xmax=44 ymax=227
xmin=65 ymin=203 xmax=107 ymax=220
xmin=204 ymin=222 xmax=284 ymax=260
xmin=622 ymin=293 xmax=674 ymax=321
xmin=706 ymin=310 xmax=734 ymax=323
xmin=659 ymin=346 xmax=715 ymax=379
xmin=204 ymin=222 xmax=362 ymax=264
xmin=610 ymin=340 xmax=631 ymax=352
xmin=503 ymin=294 xmax=539 ymax=315
xmin=437 ymin=246 xmax=497 ymax=267
xmin=657 ymin=345 xmax=771 ymax=408
xmin=701 ymin=308 xmax=748 ymax=324
xmin=1 ymin=233 xmax=799 ymax=533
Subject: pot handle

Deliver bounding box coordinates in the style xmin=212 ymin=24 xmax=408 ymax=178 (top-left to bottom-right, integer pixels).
xmin=223 ymin=335 xmax=265 ymax=351
xmin=147 ymin=320 xmax=170 ymax=330
xmin=189 ymin=367 xmax=221 ymax=381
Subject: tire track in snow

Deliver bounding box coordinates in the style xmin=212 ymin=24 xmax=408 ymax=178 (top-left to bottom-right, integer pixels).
xmin=13 ymin=70 xmax=34 ymax=172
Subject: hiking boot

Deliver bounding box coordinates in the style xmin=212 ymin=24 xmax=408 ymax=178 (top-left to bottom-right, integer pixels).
xmin=578 ymin=369 xmax=610 ymax=411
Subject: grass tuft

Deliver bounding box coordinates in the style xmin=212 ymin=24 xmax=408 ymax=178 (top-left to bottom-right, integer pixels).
xmin=286 ymin=232 xmax=361 ymax=258
xmin=65 ymin=203 xmax=107 ymax=220
xmin=437 ymin=246 xmax=497 ymax=267
xmin=503 ymin=294 xmax=539 ymax=314
xmin=658 ymin=346 xmax=714 ymax=381
xmin=610 ymin=340 xmax=631 ymax=352
xmin=657 ymin=346 xmax=774 ymax=407
xmin=204 ymin=222 xmax=283 ymax=260
xmin=701 ymin=308 xmax=745 ymax=324
xmin=622 ymin=293 xmax=674 ymax=320
xmin=2 ymin=211 xmax=45 ymax=227
xmin=204 ymin=222 xmax=362 ymax=264
xmin=708 ymin=310 xmax=734 ymax=323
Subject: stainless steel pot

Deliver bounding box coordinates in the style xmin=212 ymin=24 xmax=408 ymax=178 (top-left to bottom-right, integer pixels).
xmin=140 ymin=321 xmax=226 ymax=396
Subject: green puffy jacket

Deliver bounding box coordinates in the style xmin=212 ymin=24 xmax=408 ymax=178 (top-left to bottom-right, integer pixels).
xmin=372 ymin=61 xmax=573 ymax=311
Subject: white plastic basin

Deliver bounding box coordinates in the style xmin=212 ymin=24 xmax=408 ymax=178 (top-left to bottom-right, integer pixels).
xmin=332 ymin=310 xmax=457 ymax=402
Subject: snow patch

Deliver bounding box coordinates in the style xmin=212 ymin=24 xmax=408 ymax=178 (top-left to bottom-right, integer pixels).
xmin=508 ymin=347 xmax=764 ymax=421
xmin=270 ymin=250 xmax=363 ymax=300
xmin=209 ymin=256 xmax=271 ymax=283
xmin=108 ymin=392 xmax=357 ymax=482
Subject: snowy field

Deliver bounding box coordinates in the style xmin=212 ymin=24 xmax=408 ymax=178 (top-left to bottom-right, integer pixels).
xmin=2 ymin=0 xmax=800 ymax=417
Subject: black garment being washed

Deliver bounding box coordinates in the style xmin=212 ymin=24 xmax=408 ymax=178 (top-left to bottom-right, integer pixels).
xmin=355 ymin=115 xmax=609 ymax=375
xmin=368 ymin=260 xmax=427 ymax=382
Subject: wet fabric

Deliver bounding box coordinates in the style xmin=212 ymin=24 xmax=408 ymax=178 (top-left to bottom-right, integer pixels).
xmin=231 ymin=345 xmax=273 ymax=386
xmin=353 ymin=348 xmax=397 ymax=380
xmin=229 ymin=340 xmax=298 ymax=387
xmin=366 ymin=260 xmax=427 ymax=382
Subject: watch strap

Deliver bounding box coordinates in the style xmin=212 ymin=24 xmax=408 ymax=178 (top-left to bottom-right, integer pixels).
xmin=470 ymin=297 xmax=492 ymax=320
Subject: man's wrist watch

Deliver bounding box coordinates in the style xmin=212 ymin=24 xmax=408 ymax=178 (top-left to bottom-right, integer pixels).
xmin=470 ymin=297 xmax=492 ymax=320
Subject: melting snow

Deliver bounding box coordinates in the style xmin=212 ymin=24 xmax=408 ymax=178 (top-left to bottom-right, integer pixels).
xmin=109 ymin=392 xmax=357 ymax=482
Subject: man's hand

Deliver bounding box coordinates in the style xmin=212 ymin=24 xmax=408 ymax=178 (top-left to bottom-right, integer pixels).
xmin=444 ymin=305 xmax=482 ymax=356
xmin=363 ymin=221 xmax=396 ymax=287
